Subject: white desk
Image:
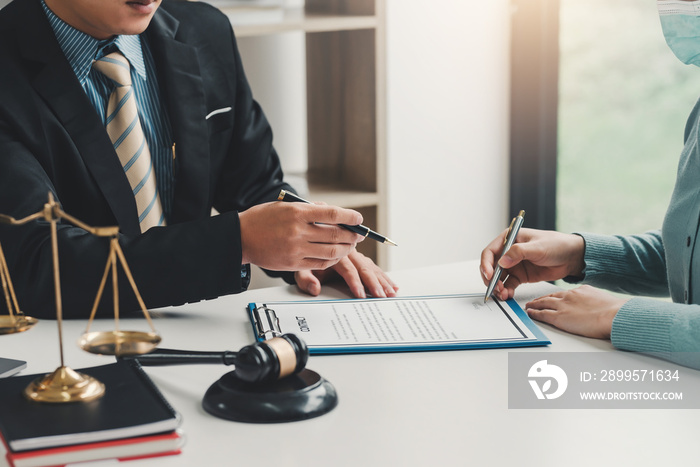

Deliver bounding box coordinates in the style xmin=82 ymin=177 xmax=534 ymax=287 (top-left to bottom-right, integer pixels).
xmin=1 ymin=261 xmax=698 ymax=467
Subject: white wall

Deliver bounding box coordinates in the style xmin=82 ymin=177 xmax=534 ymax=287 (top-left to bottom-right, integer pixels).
xmin=237 ymin=32 xmax=309 ymax=193
xmin=385 ymin=0 xmax=511 ymax=271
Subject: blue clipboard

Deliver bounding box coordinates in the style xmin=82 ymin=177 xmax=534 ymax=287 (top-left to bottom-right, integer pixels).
xmin=247 ymin=294 xmax=550 ymax=355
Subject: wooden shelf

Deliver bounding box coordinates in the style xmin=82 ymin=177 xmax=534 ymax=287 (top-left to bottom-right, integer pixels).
xmin=307 ymin=184 xmax=380 ymax=209
xmin=222 ymin=0 xmax=387 ymax=267
xmin=224 ymin=8 xmax=378 ymax=37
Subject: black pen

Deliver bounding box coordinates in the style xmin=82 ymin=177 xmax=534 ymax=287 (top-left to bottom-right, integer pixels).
xmin=277 ymin=189 xmax=398 ymax=246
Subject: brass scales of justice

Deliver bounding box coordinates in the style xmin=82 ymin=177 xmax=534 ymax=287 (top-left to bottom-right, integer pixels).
xmin=0 ymin=193 xmax=161 ymax=403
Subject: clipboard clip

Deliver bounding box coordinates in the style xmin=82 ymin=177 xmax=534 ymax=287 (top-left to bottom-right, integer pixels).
xmin=252 ymin=305 xmax=282 ymax=341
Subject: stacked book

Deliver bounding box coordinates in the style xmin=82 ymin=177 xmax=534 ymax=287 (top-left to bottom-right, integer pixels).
xmin=0 ymin=360 xmax=183 ymax=467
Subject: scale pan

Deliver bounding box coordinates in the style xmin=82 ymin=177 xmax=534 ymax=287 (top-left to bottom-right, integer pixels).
xmin=79 ymin=330 xmax=161 ymax=356
xmin=0 ymin=315 xmax=38 ymax=335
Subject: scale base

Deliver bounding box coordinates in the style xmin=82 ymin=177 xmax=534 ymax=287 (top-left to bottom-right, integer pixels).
xmin=203 ymin=368 xmax=337 ymax=423
xmin=24 ymin=366 xmax=105 ymax=403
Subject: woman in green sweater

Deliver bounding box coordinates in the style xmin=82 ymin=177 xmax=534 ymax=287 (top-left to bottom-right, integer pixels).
xmin=480 ymin=1 xmax=700 ymax=370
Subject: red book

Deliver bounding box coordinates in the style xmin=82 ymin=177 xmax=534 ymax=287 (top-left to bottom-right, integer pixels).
xmin=3 ymin=430 xmax=184 ymax=467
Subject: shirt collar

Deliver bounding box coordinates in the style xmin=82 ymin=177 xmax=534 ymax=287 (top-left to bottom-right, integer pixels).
xmin=41 ymin=0 xmax=147 ymax=86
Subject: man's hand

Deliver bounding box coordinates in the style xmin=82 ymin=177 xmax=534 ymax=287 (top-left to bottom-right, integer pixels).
xmin=239 ymin=201 xmax=365 ymax=271
xmin=294 ymin=249 xmax=399 ymax=299
xmin=525 ymin=285 xmax=627 ymax=339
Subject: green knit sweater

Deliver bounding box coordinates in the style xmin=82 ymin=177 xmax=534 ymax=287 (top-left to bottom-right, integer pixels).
xmin=575 ymin=98 xmax=700 ymax=370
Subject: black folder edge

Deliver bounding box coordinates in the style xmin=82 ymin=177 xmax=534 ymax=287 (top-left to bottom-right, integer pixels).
xmin=247 ymin=294 xmax=550 ymax=355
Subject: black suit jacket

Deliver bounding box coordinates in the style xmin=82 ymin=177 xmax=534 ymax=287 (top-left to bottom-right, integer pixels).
xmin=0 ymin=0 xmax=293 ymax=318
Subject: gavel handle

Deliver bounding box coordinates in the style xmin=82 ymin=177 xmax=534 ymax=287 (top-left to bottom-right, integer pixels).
xmin=123 ymin=349 xmax=238 ymax=366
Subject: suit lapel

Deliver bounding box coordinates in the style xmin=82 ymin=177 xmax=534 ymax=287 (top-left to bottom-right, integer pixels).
xmin=147 ymin=10 xmax=211 ymax=224
xmin=16 ymin=0 xmax=141 ymax=234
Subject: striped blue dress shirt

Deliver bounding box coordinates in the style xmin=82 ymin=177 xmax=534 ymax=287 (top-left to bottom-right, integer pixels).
xmin=41 ymin=1 xmax=175 ymax=222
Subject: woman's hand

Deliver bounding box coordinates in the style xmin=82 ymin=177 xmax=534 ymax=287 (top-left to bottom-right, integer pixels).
xmin=480 ymin=228 xmax=586 ymax=301
xmin=525 ymin=285 xmax=628 ymax=339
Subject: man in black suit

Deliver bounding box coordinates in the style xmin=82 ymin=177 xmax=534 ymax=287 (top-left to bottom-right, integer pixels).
xmin=0 ymin=0 xmax=397 ymax=319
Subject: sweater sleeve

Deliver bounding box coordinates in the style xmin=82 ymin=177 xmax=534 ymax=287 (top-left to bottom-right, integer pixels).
xmin=575 ymin=231 xmax=670 ymax=297
xmin=612 ymin=298 xmax=700 ymax=370
xmin=576 ymin=231 xmax=700 ymax=369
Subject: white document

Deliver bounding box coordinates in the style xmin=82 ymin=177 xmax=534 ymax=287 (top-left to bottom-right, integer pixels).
xmin=248 ymin=294 xmax=550 ymax=354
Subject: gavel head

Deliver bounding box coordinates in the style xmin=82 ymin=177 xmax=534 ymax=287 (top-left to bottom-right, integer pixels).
xmin=234 ymin=333 xmax=309 ymax=384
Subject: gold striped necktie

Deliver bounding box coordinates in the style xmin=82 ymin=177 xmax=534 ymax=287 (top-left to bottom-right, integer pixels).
xmin=93 ymin=51 xmax=165 ymax=233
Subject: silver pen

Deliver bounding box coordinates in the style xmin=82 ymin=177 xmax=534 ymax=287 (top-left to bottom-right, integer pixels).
xmin=484 ymin=210 xmax=525 ymax=302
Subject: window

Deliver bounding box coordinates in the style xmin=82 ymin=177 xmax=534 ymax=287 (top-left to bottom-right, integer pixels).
xmin=556 ymin=0 xmax=700 ymax=235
